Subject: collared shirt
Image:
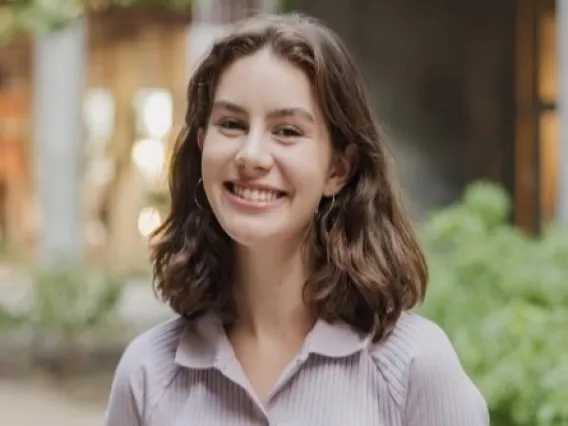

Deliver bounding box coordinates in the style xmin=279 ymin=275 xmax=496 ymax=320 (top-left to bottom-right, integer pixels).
xmin=105 ymin=311 xmax=489 ymax=426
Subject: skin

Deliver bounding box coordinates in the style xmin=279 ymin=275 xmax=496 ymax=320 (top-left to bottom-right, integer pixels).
xmin=198 ymin=48 xmax=352 ymax=399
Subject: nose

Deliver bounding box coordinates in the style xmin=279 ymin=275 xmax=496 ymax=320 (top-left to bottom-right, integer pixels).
xmin=235 ymin=129 xmax=273 ymax=174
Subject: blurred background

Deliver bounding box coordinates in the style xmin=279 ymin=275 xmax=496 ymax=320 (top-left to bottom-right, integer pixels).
xmin=0 ymin=0 xmax=567 ymax=425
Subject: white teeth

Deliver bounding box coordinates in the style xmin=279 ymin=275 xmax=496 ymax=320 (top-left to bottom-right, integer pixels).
xmin=232 ymin=185 xmax=281 ymax=202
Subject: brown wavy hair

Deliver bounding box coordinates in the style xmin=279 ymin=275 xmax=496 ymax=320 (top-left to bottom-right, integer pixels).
xmin=151 ymin=13 xmax=428 ymax=342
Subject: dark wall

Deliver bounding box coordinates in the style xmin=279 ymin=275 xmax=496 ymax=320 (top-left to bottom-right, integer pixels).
xmin=293 ymin=0 xmax=516 ymax=216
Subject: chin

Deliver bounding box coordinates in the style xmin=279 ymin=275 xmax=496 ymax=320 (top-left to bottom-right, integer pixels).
xmin=220 ymin=218 xmax=279 ymax=247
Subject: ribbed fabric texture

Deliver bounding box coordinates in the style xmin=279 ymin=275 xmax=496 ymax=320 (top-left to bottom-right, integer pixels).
xmin=105 ymin=312 xmax=489 ymax=425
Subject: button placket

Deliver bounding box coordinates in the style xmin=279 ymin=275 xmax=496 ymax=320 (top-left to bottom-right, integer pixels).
xmin=265 ymin=352 xmax=309 ymax=406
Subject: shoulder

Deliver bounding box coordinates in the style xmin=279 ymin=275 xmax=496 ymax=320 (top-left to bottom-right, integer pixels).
xmin=369 ymin=313 xmax=456 ymax=383
xmin=116 ymin=315 xmax=188 ymax=375
xmin=368 ymin=312 xmax=489 ymax=424
xmin=106 ymin=316 xmax=189 ymax=424
xmin=386 ymin=312 xmax=468 ymax=382
xmin=111 ymin=316 xmax=188 ymax=404
xmin=367 ymin=313 xmax=444 ymax=404
xmin=377 ymin=311 xmax=459 ymax=362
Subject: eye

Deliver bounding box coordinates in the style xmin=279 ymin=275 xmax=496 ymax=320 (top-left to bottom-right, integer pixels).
xmin=274 ymin=125 xmax=303 ymax=138
xmin=216 ymin=118 xmax=247 ymax=135
xmin=218 ymin=118 xmax=245 ymax=130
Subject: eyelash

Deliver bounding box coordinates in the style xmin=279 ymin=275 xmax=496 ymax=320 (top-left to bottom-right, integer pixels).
xmin=217 ymin=118 xmax=245 ymax=131
xmin=215 ymin=118 xmax=304 ymax=139
xmin=274 ymin=125 xmax=303 ymax=138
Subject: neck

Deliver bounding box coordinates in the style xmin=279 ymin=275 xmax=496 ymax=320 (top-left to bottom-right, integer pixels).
xmin=231 ymin=239 xmax=315 ymax=340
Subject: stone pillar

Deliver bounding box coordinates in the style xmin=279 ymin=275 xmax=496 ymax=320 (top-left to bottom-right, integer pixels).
xmin=257 ymin=0 xmax=280 ymax=13
xmin=186 ymin=0 xmax=230 ymax=74
xmin=558 ymin=1 xmax=568 ymax=225
xmin=33 ymin=17 xmax=86 ymax=268
xmin=186 ymin=0 xmax=261 ymax=74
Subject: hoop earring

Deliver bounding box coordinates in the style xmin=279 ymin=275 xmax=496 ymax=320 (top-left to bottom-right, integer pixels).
xmin=317 ymin=194 xmax=335 ymax=218
xmin=194 ymin=178 xmax=205 ymax=210
xmin=326 ymin=194 xmax=335 ymax=217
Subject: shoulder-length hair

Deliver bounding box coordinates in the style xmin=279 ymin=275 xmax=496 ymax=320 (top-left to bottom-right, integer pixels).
xmin=151 ymin=12 xmax=428 ymax=342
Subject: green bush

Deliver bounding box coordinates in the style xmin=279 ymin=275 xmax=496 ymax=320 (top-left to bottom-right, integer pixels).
xmin=419 ymin=182 xmax=568 ymax=426
xmin=31 ymin=266 xmax=123 ymax=339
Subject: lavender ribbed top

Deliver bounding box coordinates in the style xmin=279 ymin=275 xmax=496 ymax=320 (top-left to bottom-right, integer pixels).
xmin=105 ymin=311 xmax=489 ymax=425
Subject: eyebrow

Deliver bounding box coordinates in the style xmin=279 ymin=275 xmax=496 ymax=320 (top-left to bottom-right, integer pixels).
xmin=212 ymin=100 xmax=315 ymax=123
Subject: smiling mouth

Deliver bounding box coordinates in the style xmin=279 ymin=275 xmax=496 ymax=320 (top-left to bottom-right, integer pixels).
xmin=225 ymin=183 xmax=286 ymax=203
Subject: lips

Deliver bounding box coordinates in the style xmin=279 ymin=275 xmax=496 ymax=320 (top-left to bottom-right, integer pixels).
xmin=225 ymin=182 xmax=286 ymax=203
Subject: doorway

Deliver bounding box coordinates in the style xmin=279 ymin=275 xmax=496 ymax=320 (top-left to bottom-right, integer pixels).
xmin=515 ymin=0 xmax=558 ymax=232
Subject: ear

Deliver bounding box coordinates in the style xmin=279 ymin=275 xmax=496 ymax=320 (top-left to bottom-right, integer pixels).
xmin=197 ymin=128 xmax=205 ymax=151
xmin=323 ymin=144 xmax=357 ymax=196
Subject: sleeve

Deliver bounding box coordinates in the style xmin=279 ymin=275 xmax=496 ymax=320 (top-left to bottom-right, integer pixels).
xmin=403 ymin=334 xmax=490 ymax=426
xmin=104 ymin=343 xmax=146 ymax=426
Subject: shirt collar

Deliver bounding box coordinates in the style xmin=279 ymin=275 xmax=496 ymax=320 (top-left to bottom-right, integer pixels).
xmin=175 ymin=313 xmax=370 ymax=370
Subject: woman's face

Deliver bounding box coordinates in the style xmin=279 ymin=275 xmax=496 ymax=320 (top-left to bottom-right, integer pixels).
xmin=199 ymin=48 xmax=350 ymax=247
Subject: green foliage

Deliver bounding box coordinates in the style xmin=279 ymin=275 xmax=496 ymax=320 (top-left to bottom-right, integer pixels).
xmin=0 ymin=0 xmax=193 ymax=43
xmin=30 ymin=266 xmax=123 ymax=339
xmin=279 ymin=0 xmax=296 ymax=13
xmin=0 ymin=306 xmax=22 ymax=330
xmin=419 ymin=182 xmax=568 ymax=426
xmin=0 ymin=0 xmax=82 ymax=41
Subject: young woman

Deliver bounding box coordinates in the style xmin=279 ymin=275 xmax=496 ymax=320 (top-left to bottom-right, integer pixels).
xmin=105 ymin=13 xmax=489 ymax=426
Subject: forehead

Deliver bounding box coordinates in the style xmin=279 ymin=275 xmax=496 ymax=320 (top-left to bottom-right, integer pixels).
xmin=214 ymin=48 xmax=318 ymax=114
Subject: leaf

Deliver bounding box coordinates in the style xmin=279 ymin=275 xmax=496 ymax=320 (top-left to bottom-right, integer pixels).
xmin=0 ymin=0 xmax=194 ymax=41
xmin=419 ymin=181 xmax=568 ymax=426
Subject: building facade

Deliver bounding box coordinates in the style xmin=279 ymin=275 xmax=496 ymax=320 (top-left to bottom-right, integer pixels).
xmin=295 ymin=0 xmax=562 ymax=233
xmin=0 ymin=0 xmax=564 ymax=274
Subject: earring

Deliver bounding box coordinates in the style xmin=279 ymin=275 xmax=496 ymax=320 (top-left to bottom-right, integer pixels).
xmin=316 ymin=194 xmax=335 ymax=218
xmin=194 ymin=178 xmax=205 ymax=210
xmin=326 ymin=194 xmax=335 ymax=217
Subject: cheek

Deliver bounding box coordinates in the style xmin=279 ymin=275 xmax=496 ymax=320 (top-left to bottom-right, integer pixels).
xmin=282 ymin=149 xmax=329 ymax=195
xmin=292 ymin=142 xmax=331 ymax=179
xmin=200 ymin=137 xmax=231 ymax=205
xmin=200 ymin=143 xmax=217 ymax=173
xmin=201 ymin=134 xmax=233 ymax=176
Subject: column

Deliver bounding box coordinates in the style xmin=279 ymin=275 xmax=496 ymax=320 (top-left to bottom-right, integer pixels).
xmin=185 ymin=0 xmax=273 ymax=74
xmin=557 ymin=1 xmax=568 ymax=225
xmin=33 ymin=17 xmax=87 ymax=268
xmin=257 ymin=0 xmax=280 ymax=13
xmin=186 ymin=0 xmax=230 ymax=74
